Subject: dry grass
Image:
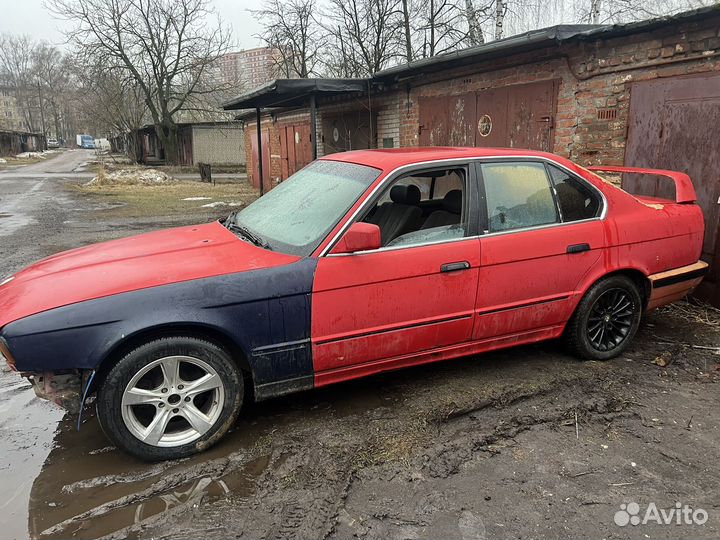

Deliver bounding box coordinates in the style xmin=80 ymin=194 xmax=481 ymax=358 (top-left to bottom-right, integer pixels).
xmin=657 ymin=299 xmax=720 ymax=329
xmin=101 ymin=162 xmax=247 ymax=175
xmin=353 ymin=419 xmax=430 ymax=467
xmin=0 ymin=155 xmax=48 ymax=167
xmin=71 ymin=180 xmax=259 ymax=219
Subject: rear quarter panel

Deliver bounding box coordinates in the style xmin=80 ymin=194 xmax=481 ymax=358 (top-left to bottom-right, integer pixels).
xmin=573 ymin=170 xmax=705 ymax=304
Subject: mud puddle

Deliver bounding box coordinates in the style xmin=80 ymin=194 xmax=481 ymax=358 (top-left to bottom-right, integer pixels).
xmin=26 ymin=408 xmax=272 ymax=540
xmin=23 ymin=379 xmax=403 ymax=540
xmin=0 ymin=367 xmax=64 ymax=540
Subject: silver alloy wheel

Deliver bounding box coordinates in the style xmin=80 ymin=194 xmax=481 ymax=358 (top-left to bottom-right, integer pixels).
xmin=121 ymin=355 xmax=225 ymax=447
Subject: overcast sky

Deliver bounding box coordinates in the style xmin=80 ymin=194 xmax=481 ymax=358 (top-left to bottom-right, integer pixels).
xmin=0 ymin=0 xmax=266 ymax=49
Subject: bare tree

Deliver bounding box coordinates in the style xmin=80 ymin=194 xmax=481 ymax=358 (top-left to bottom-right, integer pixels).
xmin=495 ymin=0 xmax=507 ymax=39
xmin=0 ymin=34 xmax=39 ymax=131
xmin=416 ymin=0 xmax=490 ymax=57
xmin=49 ymin=0 xmax=230 ymax=164
xmin=323 ymin=0 xmax=403 ymax=77
xmin=31 ymin=44 xmax=74 ymax=138
xmin=400 ymin=0 xmax=414 ymax=62
xmin=465 ymin=0 xmax=486 ymax=45
xmin=252 ymin=0 xmax=321 ymax=77
xmin=74 ymin=58 xmax=148 ymax=160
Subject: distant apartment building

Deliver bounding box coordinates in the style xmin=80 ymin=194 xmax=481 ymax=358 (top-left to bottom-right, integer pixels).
xmin=0 ymin=87 xmax=23 ymax=131
xmin=215 ymin=47 xmax=281 ymax=91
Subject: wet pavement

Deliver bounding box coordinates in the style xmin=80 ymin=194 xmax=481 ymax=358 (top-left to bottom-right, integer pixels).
xmin=1 ymin=151 xmax=719 ymax=539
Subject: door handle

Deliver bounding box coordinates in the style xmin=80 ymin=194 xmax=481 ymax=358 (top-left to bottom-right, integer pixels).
xmin=567 ymin=243 xmax=591 ymax=254
xmin=441 ymin=261 xmax=471 ymax=272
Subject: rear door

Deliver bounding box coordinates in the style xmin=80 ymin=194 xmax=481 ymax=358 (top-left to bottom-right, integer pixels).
xmin=473 ymin=159 xmax=606 ymax=340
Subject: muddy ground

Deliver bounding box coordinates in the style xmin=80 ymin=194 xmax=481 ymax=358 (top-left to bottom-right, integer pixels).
xmin=1 ymin=152 xmax=719 ymax=539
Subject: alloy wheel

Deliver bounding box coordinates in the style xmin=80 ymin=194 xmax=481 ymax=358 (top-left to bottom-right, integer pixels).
xmin=586 ymin=288 xmax=636 ymax=352
xmin=121 ymin=355 xmax=225 ymax=447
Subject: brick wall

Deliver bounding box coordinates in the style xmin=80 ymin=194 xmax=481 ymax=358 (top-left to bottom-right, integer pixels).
xmin=241 ymin=14 xmax=720 ymax=185
xmin=394 ymin=16 xmax=720 ymax=166
xmin=376 ymin=95 xmax=401 ymax=148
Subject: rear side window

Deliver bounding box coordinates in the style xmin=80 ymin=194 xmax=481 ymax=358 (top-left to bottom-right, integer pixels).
xmin=547 ymin=165 xmax=601 ymax=221
xmin=481 ymin=162 xmax=558 ymax=233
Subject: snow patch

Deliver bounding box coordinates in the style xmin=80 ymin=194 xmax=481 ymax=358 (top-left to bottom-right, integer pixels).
xmin=182 ymin=196 xmax=213 ymax=201
xmin=200 ymin=201 xmax=243 ymax=208
xmin=86 ymin=168 xmax=177 ymax=186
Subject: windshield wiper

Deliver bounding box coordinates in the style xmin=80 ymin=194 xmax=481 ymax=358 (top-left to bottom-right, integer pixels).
xmin=225 ymin=221 xmax=272 ymax=250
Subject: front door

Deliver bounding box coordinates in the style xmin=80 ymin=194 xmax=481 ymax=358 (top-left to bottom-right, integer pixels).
xmin=473 ymin=160 xmax=606 ymax=340
xmin=311 ymin=164 xmax=481 ymax=383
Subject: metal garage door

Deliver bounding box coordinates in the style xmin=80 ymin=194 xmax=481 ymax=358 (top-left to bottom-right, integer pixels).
xmin=279 ymin=123 xmax=312 ymax=180
xmin=321 ymin=110 xmax=377 ymax=155
xmin=418 ymin=93 xmax=477 ymax=147
xmin=626 ymin=74 xmax=720 ymax=302
xmin=418 ymin=80 xmax=558 ymax=151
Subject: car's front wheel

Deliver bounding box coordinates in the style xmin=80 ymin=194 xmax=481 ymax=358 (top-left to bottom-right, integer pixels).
xmin=97 ymin=336 xmax=243 ymax=461
xmin=564 ymin=275 xmax=643 ymax=361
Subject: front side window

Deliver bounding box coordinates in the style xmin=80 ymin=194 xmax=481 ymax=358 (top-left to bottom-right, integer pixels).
xmin=362 ymin=167 xmax=468 ymax=248
xmin=231 ymin=160 xmax=380 ymax=256
xmin=482 ymin=162 xmax=558 ymax=233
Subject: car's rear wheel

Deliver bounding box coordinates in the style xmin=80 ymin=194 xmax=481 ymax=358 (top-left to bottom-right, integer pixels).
xmin=97 ymin=336 xmax=243 ymax=461
xmin=564 ymin=275 xmax=642 ymax=361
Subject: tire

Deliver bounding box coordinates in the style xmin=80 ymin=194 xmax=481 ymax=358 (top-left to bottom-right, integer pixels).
xmin=97 ymin=336 xmax=243 ymax=461
xmin=564 ymin=275 xmax=642 ymax=361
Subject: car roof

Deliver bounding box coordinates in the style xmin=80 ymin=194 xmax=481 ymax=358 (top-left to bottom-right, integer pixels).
xmin=320 ymin=147 xmax=561 ymax=171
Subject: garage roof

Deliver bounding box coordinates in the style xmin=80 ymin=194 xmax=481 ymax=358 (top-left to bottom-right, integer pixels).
xmin=223 ymin=78 xmax=371 ymax=110
xmin=375 ymin=5 xmax=719 ymax=81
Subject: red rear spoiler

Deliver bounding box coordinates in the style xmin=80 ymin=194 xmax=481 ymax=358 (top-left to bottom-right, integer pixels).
xmin=587 ymin=166 xmax=697 ymax=204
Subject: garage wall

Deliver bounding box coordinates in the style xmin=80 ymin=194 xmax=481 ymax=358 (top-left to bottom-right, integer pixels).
xmin=625 ymin=73 xmax=720 ymax=296
xmin=192 ymin=124 xmax=246 ymax=166
xmin=397 ymin=16 xmax=720 ymax=168
xmin=376 ymin=96 xmax=401 ymax=148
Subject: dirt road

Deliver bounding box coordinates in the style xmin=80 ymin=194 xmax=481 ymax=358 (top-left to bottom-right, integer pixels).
xmin=1 ymin=153 xmax=719 ymax=540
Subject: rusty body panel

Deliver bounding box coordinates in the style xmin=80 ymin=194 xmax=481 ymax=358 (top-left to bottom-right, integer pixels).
xmin=418 ymin=81 xmax=558 ymax=151
xmin=625 ymin=73 xmax=720 ymax=303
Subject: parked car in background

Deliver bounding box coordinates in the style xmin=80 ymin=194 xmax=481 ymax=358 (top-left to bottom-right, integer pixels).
xmin=46 ymin=138 xmax=59 ymax=149
xmin=94 ymin=138 xmax=111 ymax=152
xmin=0 ymin=148 xmax=707 ymax=461
xmin=76 ymin=134 xmax=95 ymax=149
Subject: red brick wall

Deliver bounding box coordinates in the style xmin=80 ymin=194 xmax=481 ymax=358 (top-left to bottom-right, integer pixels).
xmin=243 ymin=15 xmax=720 ymax=183
xmin=396 ymin=16 xmax=720 ymax=166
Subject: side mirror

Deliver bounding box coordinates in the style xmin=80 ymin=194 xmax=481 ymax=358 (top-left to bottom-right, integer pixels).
xmin=331 ymin=222 xmax=381 ymax=254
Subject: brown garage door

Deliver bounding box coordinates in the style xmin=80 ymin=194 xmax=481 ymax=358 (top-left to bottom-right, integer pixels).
xmin=418 ymin=80 xmax=558 ymax=151
xmin=322 ymin=110 xmax=377 ymax=154
xmin=419 ymin=93 xmax=477 ymax=147
xmin=625 ymin=74 xmax=720 ymax=301
xmin=279 ymin=123 xmax=312 ymax=180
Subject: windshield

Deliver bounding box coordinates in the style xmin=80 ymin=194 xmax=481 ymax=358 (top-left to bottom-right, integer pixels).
xmin=231 ymin=160 xmax=381 ymax=256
